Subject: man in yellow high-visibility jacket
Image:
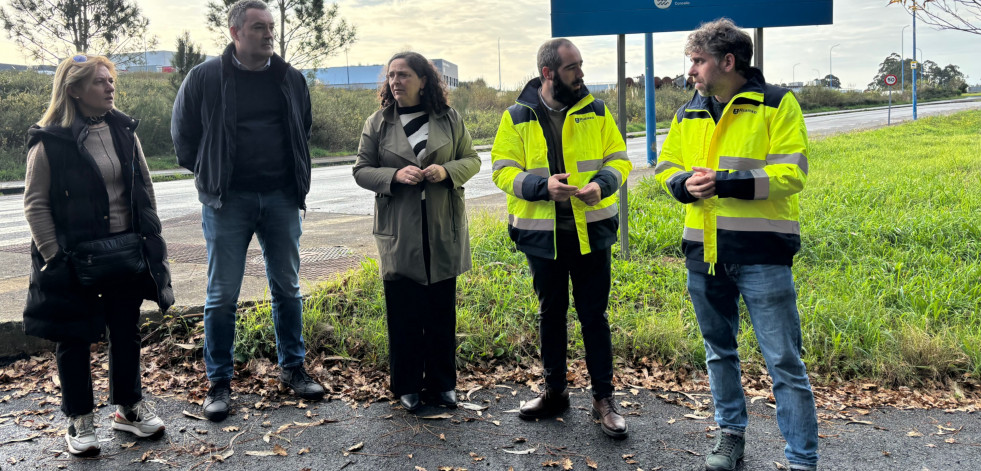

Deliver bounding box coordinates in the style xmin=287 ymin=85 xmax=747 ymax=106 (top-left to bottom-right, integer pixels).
xmin=654 ymin=18 xmax=818 ymax=471
xmin=491 ymin=38 xmax=632 ymax=439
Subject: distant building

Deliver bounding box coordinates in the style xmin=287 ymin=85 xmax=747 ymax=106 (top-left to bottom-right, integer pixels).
xmin=0 ymin=63 xmax=56 ymax=74
xmin=310 ymin=58 xmax=459 ymax=90
xmin=113 ymin=50 xmax=216 ymax=73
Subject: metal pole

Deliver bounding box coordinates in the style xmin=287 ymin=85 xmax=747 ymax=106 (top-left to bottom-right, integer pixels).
xmin=498 ymin=38 xmax=502 ymax=90
xmin=644 ymin=33 xmax=656 ymax=167
xmin=912 ymin=6 xmax=918 ymax=120
xmin=829 ymin=44 xmax=840 ymax=88
xmin=793 ymin=62 xmax=800 ymax=84
xmin=888 ymin=88 xmax=892 ymax=125
xmin=901 ymin=24 xmax=909 ymax=92
xmin=753 ymin=28 xmax=763 ymax=72
xmin=617 ymin=34 xmax=629 ymax=259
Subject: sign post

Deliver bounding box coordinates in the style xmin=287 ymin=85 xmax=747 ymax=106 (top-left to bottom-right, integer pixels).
xmin=884 ymin=74 xmax=898 ymax=124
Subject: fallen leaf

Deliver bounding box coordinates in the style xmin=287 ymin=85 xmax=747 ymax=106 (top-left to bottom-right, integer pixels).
xmin=182 ymin=410 xmax=206 ymax=421
xmin=348 ymin=442 xmax=364 ymax=452
xmin=222 ymin=426 xmax=240 ymax=432
xmin=245 ymin=450 xmax=278 ymax=457
xmin=273 ymin=444 xmax=288 ymax=456
xmin=774 ymin=462 xmax=787 ymax=469
xmin=470 ymin=451 xmax=485 ymax=462
xmin=684 ymin=414 xmax=710 ymax=420
xmin=459 ymin=402 xmax=488 ymax=411
xmin=420 ymin=413 xmax=454 ymax=420
xmin=120 ymin=442 xmax=136 ymax=449
xmin=908 ymin=430 xmax=924 ymax=437
xmin=503 ymin=447 xmax=537 ymax=455
xmin=586 ymin=456 xmax=598 ymax=469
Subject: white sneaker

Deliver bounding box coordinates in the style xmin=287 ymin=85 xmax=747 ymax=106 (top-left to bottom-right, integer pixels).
xmin=111 ymin=400 xmax=165 ymax=438
xmin=65 ymin=413 xmax=100 ymax=456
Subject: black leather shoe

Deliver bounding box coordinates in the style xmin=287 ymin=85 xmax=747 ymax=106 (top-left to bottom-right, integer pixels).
xmin=203 ymin=379 xmax=231 ymax=422
xmin=431 ymin=390 xmax=457 ymax=408
xmin=519 ymin=387 xmax=569 ymax=420
xmin=280 ymin=366 xmax=325 ymax=401
xmin=399 ymin=393 xmax=421 ymax=412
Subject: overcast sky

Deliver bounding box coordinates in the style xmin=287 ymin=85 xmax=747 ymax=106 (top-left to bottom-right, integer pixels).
xmin=1 ymin=0 xmax=979 ymax=90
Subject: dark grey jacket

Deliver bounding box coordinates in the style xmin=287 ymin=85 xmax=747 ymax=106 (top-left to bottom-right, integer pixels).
xmin=171 ymin=43 xmax=312 ymax=209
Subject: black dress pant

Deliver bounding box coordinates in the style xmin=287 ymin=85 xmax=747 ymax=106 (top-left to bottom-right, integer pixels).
xmin=383 ymin=276 xmax=458 ymax=396
xmin=526 ymin=232 xmax=614 ymax=399
xmin=56 ymin=285 xmax=144 ymax=417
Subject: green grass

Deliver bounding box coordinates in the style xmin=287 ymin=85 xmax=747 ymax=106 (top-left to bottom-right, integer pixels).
xmin=228 ymin=109 xmax=981 ymax=387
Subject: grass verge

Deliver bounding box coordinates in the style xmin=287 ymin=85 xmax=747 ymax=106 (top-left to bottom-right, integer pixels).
xmin=222 ymin=111 xmax=981 ymax=387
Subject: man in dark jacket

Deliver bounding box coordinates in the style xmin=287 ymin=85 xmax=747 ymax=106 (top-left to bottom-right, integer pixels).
xmin=171 ymin=0 xmax=322 ymax=422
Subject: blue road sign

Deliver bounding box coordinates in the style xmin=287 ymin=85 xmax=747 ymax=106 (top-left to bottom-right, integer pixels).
xmin=551 ymin=0 xmax=833 ymax=37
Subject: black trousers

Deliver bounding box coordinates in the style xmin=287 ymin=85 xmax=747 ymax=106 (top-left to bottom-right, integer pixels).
xmin=383 ymin=276 xmax=458 ymax=397
xmin=526 ymin=233 xmax=614 ymax=399
xmin=56 ymin=287 xmax=144 ymax=417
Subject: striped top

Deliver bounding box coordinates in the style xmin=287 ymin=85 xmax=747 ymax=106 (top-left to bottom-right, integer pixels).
xmin=398 ymin=104 xmax=429 ymax=164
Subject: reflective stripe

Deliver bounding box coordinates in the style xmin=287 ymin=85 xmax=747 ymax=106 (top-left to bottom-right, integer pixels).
xmin=513 ymin=172 xmax=529 ymax=199
xmin=667 ymin=170 xmax=687 ymax=185
xmin=527 ymin=167 xmax=549 ymax=178
xmin=577 ymin=159 xmax=603 ymax=172
xmin=767 ymin=152 xmax=809 ymax=175
xmin=585 ymin=203 xmax=618 ymax=223
xmin=655 ymin=160 xmax=684 ymax=175
xmin=718 ymin=156 xmax=765 ymax=171
xmin=492 ymin=159 xmax=525 ymax=172
xmin=602 ymin=166 xmax=624 ymax=188
xmin=509 ymin=214 xmax=555 ymax=231
xmin=683 ymin=227 xmax=704 ymax=242
xmin=603 ymin=150 xmax=629 ymax=164
xmin=717 ymin=216 xmax=799 ymax=234
xmin=751 ymin=168 xmax=769 ymax=200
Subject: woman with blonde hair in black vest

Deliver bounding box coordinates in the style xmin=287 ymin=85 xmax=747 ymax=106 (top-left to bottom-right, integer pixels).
xmin=23 ymin=54 xmax=174 ymax=456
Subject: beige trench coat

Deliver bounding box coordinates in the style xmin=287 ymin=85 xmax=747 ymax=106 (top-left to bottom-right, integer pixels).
xmin=352 ymin=105 xmax=481 ymax=284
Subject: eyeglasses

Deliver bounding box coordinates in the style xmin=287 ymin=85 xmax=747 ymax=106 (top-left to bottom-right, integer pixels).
xmin=72 ymin=55 xmax=87 ymax=63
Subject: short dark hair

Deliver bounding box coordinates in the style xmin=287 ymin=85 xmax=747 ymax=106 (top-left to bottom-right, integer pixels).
xmin=685 ymin=18 xmax=753 ymax=75
xmin=378 ymin=51 xmax=449 ymax=114
xmin=228 ymin=0 xmax=268 ymax=30
xmin=537 ymin=38 xmax=574 ymax=81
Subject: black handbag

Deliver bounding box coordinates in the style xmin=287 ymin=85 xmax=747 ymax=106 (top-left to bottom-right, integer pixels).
xmin=70 ymin=232 xmax=147 ymax=287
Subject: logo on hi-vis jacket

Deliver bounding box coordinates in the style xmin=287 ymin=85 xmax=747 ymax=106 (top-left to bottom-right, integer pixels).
xmin=732 ymin=108 xmax=757 ymax=115
xmin=654 ymin=0 xmax=672 ymax=9
xmin=574 ymin=117 xmax=595 ymax=124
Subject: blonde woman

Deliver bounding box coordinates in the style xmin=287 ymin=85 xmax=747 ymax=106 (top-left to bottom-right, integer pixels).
xmin=23 ymin=54 xmax=174 ymax=456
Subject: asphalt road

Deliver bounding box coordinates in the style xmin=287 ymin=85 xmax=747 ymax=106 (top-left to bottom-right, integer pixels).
xmin=0 ymin=384 xmax=978 ymax=470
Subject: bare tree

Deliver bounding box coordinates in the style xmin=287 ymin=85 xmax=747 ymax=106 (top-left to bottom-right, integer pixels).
xmin=206 ymin=0 xmax=356 ymax=69
xmin=890 ymin=0 xmax=981 ymax=35
xmin=1 ymin=0 xmax=152 ymax=64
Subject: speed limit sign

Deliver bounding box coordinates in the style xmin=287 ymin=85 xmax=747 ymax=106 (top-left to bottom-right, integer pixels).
xmin=884 ymin=74 xmax=898 ymax=86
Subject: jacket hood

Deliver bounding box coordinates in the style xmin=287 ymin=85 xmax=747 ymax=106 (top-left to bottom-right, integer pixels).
xmin=27 ymin=109 xmax=138 ymax=149
xmin=686 ymin=67 xmax=767 ymax=110
xmin=516 ymin=77 xmax=590 ymax=109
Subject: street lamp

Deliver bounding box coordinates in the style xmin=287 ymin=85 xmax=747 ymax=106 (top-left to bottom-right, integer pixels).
xmin=901 ymin=24 xmax=909 ymax=90
xmin=828 ymin=43 xmax=840 ymax=89
xmin=792 ymin=62 xmax=800 ymax=84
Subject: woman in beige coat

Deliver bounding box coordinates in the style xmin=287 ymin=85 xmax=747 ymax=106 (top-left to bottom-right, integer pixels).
xmin=353 ymin=52 xmax=481 ymax=412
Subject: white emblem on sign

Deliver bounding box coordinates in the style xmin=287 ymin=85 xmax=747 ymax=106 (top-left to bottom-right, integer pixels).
xmin=654 ymin=0 xmax=672 ymax=9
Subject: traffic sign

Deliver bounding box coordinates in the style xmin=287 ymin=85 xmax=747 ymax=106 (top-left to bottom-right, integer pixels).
xmin=884 ymin=74 xmax=898 ymax=86
xmin=910 ymin=61 xmax=918 ymax=70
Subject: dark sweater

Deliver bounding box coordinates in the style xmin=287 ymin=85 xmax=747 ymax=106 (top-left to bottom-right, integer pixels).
xmin=231 ymin=67 xmax=292 ymax=192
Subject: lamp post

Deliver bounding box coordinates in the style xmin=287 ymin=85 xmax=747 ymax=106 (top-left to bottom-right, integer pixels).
xmin=812 ymin=68 xmax=820 ymax=86
xmin=901 ymin=24 xmax=909 ymax=91
xmin=912 ymin=5 xmax=918 ymax=120
xmin=828 ymin=44 xmax=840 ymax=89
xmin=792 ymin=62 xmax=800 ymax=84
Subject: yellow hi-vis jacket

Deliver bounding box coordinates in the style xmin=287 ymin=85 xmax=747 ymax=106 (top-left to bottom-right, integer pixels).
xmin=491 ymin=78 xmax=632 ymax=259
xmin=654 ymin=69 xmax=808 ymax=273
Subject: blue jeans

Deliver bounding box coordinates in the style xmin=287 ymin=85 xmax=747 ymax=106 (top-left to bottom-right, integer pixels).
xmin=687 ymin=264 xmax=818 ymax=468
xmin=201 ymin=188 xmax=305 ymax=382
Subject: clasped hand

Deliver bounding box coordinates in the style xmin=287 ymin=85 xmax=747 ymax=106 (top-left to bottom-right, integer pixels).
xmin=549 ymin=173 xmax=602 ymax=206
xmin=395 ymin=164 xmax=447 ymax=185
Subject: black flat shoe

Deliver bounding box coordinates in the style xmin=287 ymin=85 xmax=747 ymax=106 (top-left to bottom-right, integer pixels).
xmin=432 ymin=390 xmax=457 ymax=408
xmin=399 ymin=393 xmax=421 ymax=412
